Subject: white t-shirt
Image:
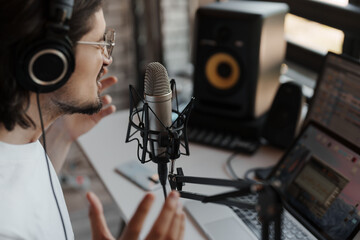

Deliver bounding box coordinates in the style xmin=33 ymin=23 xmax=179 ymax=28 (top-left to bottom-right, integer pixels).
xmin=0 ymin=141 xmax=74 ymax=240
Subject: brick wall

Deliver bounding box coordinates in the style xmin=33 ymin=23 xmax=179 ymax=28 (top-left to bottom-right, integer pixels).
xmin=161 ymin=0 xmax=191 ymax=75
xmin=102 ymin=0 xmax=136 ymax=110
xmin=160 ymin=0 xmax=219 ymax=77
xmin=100 ymin=0 xmax=219 ymax=110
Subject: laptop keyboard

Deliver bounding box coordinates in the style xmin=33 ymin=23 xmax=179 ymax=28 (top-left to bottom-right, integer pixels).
xmin=229 ymin=194 xmax=312 ymax=240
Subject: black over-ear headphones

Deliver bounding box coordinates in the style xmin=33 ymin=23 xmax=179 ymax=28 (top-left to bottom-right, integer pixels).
xmin=16 ymin=0 xmax=75 ymax=93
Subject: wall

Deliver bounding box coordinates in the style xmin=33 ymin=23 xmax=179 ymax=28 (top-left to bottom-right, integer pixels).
xmin=102 ymin=0 xmax=136 ymax=110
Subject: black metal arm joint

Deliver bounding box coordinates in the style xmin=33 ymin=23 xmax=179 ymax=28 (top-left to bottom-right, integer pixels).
xmin=169 ymin=167 xmax=252 ymax=188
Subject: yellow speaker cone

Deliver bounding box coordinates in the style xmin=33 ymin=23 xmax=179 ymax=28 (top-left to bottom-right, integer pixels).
xmin=205 ymin=52 xmax=240 ymax=90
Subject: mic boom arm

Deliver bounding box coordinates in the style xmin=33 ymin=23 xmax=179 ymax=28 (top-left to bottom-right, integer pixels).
xmin=168 ymin=168 xmax=283 ymax=240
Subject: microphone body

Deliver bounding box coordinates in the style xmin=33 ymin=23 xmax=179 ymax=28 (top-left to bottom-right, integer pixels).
xmin=144 ymin=62 xmax=172 ymax=191
xmin=126 ymin=62 xmax=194 ymax=198
xmin=144 ymin=92 xmax=172 ymax=157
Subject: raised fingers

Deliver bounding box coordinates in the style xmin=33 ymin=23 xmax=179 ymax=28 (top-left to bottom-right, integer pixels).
xmin=178 ymin=216 xmax=185 ymax=240
xmin=99 ymin=76 xmax=118 ymax=93
xmin=89 ymin=95 xmax=116 ymax=123
xmin=99 ymin=105 xmax=116 ymax=119
xmin=145 ymin=191 xmax=181 ymax=240
xmin=119 ymin=193 xmax=155 ymax=240
xmin=101 ymin=95 xmax=112 ymax=105
xmin=86 ymin=192 xmax=115 ymax=240
xmin=166 ymin=202 xmax=186 ymax=240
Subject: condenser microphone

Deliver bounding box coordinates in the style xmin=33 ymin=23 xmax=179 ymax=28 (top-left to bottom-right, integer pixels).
xmin=144 ymin=62 xmax=172 ymax=194
xmin=126 ymin=62 xmax=194 ymax=198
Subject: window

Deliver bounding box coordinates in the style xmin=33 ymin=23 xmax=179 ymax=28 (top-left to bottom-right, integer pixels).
xmin=285 ymin=14 xmax=344 ymax=55
xmin=261 ymin=0 xmax=360 ymax=73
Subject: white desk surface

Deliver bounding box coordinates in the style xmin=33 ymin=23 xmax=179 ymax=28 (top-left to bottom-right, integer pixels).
xmin=77 ymin=110 xmax=283 ymax=239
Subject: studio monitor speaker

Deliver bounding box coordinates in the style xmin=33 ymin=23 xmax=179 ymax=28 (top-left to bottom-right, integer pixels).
xmin=192 ymin=1 xmax=288 ymax=122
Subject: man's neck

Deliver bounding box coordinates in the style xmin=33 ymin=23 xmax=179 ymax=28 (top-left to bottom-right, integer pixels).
xmin=0 ymin=93 xmax=58 ymax=144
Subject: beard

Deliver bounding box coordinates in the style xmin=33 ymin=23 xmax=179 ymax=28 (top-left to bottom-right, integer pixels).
xmin=52 ymin=97 xmax=103 ymax=115
xmin=51 ymin=67 xmax=105 ymax=115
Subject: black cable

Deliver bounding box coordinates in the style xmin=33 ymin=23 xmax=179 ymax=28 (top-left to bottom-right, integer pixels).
xmin=36 ymin=93 xmax=68 ymax=240
xmin=225 ymin=151 xmax=259 ymax=184
xmin=244 ymin=167 xmax=263 ymax=183
xmin=244 ymin=166 xmax=275 ymax=183
xmin=162 ymin=184 xmax=167 ymax=199
xmin=158 ymin=162 xmax=168 ymax=199
xmin=225 ymin=151 xmax=241 ymax=180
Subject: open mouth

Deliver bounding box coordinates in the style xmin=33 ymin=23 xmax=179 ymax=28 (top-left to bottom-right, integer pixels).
xmin=97 ymin=67 xmax=104 ymax=81
xmin=96 ymin=80 xmax=102 ymax=89
xmin=96 ymin=67 xmax=105 ymax=90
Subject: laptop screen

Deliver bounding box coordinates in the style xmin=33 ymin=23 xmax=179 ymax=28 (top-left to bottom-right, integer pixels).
xmin=270 ymin=122 xmax=360 ymax=240
xmin=306 ymin=52 xmax=360 ymax=148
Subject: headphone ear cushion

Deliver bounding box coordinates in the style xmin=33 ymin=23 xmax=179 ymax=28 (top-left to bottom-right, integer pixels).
xmin=16 ymin=38 xmax=75 ymax=93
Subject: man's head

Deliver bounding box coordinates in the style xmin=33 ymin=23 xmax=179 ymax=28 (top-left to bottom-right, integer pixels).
xmin=0 ymin=0 xmax=109 ymax=131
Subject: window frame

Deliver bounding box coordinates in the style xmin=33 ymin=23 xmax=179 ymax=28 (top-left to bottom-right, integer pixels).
xmin=258 ymin=0 xmax=360 ymax=72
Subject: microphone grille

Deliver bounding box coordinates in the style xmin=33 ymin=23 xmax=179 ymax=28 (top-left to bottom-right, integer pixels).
xmin=144 ymin=62 xmax=171 ymax=96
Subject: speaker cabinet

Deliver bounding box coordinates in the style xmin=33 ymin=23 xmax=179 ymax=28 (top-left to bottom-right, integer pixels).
xmin=262 ymin=81 xmax=305 ymax=149
xmin=192 ymin=1 xmax=288 ymax=121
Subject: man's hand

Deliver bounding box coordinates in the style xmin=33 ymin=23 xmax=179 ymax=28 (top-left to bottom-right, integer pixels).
xmin=87 ymin=191 xmax=185 ymax=240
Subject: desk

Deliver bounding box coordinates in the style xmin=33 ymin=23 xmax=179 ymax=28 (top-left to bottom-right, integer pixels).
xmin=77 ymin=110 xmax=283 ymax=239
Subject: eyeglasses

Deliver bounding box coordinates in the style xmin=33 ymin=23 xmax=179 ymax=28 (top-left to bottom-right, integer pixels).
xmin=77 ymin=29 xmax=116 ymax=60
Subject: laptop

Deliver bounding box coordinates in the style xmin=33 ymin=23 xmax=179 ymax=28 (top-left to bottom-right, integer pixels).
xmin=305 ymin=52 xmax=360 ymax=149
xmin=185 ymin=53 xmax=360 ymax=240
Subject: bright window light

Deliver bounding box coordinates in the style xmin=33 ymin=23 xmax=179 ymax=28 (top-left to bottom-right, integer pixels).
xmin=285 ymin=14 xmax=345 ymax=54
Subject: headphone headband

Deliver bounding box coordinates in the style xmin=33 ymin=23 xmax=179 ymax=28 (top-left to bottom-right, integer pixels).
xmin=16 ymin=0 xmax=75 ymax=93
xmin=48 ymin=0 xmax=74 ymax=33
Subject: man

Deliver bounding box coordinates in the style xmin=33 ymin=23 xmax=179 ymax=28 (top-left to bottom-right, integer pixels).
xmin=0 ymin=0 xmax=185 ymax=239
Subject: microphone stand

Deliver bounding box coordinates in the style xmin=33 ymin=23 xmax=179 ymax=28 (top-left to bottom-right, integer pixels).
xmin=168 ymin=168 xmax=283 ymax=240
xmin=127 ymin=78 xmax=282 ymax=239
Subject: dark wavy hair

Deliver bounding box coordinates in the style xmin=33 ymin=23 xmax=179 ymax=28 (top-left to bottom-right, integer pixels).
xmin=0 ymin=0 xmax=103 ymax=131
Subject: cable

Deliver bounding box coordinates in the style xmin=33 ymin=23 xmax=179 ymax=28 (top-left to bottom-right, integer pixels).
xmin=158 ymin=162 xmax=168 ymax=199
xmin=245 ymin=166 xmax=274 ymax=182
xmin=225 ymin=150 xmax=241 ymax=180
xmin=162 ymin=184 xmax=167 ymax=199
xmin=225 ymin=151 xmax=259 ymax=184
xmin=36 ymin=93 xmax=68 ymax=240
xmin=244 ymin=167 xmax=263 ymax=183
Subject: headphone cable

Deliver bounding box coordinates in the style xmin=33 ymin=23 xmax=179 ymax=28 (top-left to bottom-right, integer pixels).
xmin=36 ymin=93 xmax=68 ymax=240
